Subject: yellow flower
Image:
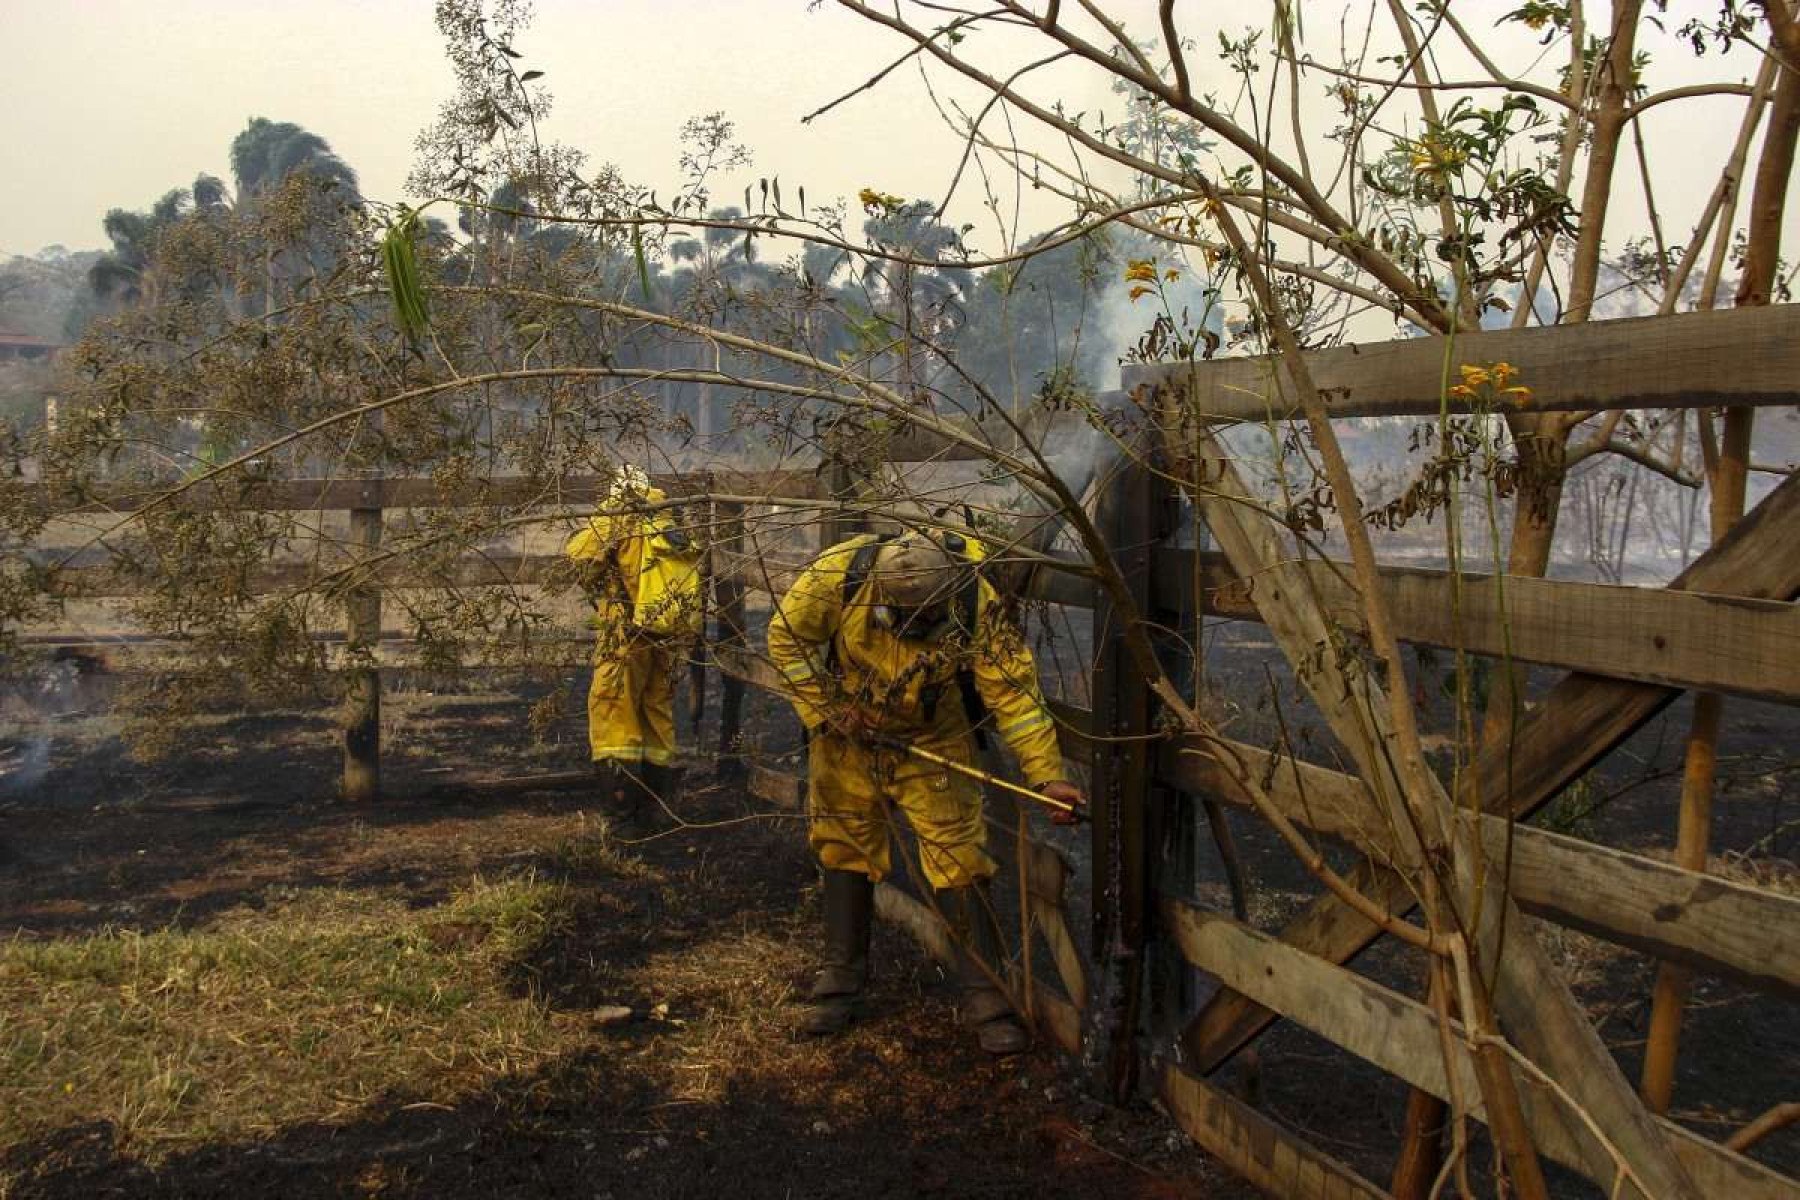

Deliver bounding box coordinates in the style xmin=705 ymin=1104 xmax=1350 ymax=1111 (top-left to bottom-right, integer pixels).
xmin=1524 ymin=12 xmax=1549 ymax=30
xmin=1124 ymin=259 xmax=1158 ymax=283
xmin=1503 ymin=385 xmax=1534 ymax=405
xmin=1164 ymin=269 xmax=1181 ymax=282
xmin=1129 ymin=286 xmax=1155 ymax=302
xmin=1448 ymin=384 xmax=1475 ymax=399
xmin=858 ymin=188 xmax=904 ymax=212
xmin=1458 ymin=364 xmax=1491 ymax=388
xmin=1491 ymin=361 xmax=1516 ymax=386
xmin=1411 ymin=138 xmax=1467 ymax=177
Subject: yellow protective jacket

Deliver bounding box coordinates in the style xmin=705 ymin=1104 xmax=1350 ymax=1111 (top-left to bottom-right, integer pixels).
xmin=563 ymin=486 xmax=672 ymax=642
xmin=766 ymin=534 xmax=1065 ymax=788
xmin=565 ymin=487 xmax=679 ymax=767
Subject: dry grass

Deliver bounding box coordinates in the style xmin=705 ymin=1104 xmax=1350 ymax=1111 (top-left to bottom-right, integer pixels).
xmin=0 ymin=874 xmax=586 ymax=1164
xmin=0 ymin=812 xmax=846 ymax=1188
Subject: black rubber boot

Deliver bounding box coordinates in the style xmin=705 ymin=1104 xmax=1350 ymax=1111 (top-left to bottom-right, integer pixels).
xmin=594 ymin=761 xmax=648 ymax=832
xmin=636 ymin=762 xmax=681 ymax=827
xmin=940 ymin=882 xmax=1030 ymax=1056
xmin=803 ymin=869 xmax=873 ymax=1036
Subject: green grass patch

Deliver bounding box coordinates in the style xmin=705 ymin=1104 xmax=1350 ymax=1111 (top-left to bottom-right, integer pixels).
xmin=0 ymin=874 xmax=582 ymax=1163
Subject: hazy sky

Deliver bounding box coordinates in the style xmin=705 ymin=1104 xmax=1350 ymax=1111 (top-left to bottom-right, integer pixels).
xmin=2 ymin=0 xmax=1116 ymax=255
xmin=2 ymin=0 xmax=1791 ymax=267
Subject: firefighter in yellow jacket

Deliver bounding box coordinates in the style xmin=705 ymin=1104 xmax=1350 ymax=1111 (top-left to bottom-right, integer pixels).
xmin=565 ymin=466 xmax=693 ymax=824
xmin=768 ymin=528 xmax=1084 ymax=1053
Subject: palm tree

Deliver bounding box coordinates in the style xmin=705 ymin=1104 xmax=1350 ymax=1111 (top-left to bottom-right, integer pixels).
xmin=228 ymin=119 xmax=361 ymax=315
xmin=859 ymin=201 xmax=970 ymax=403
xmin=229 ymin=119 xmax=359 ymax=199
xmin=87 ymin=188 xmax=195 ymax=306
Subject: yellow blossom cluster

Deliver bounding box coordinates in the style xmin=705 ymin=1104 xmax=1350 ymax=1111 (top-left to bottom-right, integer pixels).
xmin=1409 ymin=136 xmax=1468 ymax=179
xmin=1124 ymin=258 xmax=1180 ymax=301
xmin=857 ymin=188 xmax=905 ymax=214
xmin=1449 ymin=361 xmax=1533 ymax=404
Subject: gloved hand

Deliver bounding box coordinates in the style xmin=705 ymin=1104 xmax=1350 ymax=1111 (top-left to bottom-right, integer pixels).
xmin=1038 ymin=780 xmax=1087 ymax=826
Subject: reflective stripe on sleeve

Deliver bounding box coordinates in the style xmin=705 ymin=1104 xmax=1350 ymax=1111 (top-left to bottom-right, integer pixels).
xmin=997 ymin=708 xmax=1053 ymax=737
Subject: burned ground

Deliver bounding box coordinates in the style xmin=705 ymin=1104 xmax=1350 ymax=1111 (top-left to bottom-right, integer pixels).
xmin=2 ymin=621 xmax=1796 ymax=1197
xmin=0 ymin=669 xmax=1247 ymax=1200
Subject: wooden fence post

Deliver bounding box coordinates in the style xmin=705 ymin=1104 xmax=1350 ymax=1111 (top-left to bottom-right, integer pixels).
xmin=343 ymin=478 xmax=383 ymax=801
xmin=824 ymin=457 xmax=859 ymax=548
xmin=713 ymin=499 xmax=748 ymax=775
xmin=1086 ymin=455 xmax=1155 ymax=1102
xmin=1144 ymin=476 xmax=1204 ymax=1044
xmin=1641 ymin=406 xmax=1755 ymax=1111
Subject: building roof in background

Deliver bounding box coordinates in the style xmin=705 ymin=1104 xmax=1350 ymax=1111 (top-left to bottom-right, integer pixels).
xmin=0 ymin=330 xmax=64 ymax=350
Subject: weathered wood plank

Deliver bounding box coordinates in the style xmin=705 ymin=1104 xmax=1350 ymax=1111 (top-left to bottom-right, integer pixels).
xmin=873 ymin=881 xmax=1085 ymax=1055
xmin=1502 ymin=825 xmax=1800 ymax=999
xmin=755 ymin=752 xmax=1091 ymax=1050
xmin=746 ymin=763 xmax=804 ymax=810
xmin=52 ymin=553 xmax=574 ymax=598
xmin=1157 ymin=1060 xmax=1395 ymax=1200
xmin=714 ymin=644 xmax=783 ymax=695
xmin=342 ymin=499 xmax=383 ymax=802
xmin=47 ymin=528 xmax=1090 ymax=608
xmin=1086 ymin=460 xmax=1156 ymax=1099
xmin=1179 ymin=469 xmax=1800 ymax=1074
xmin=55 ymin=554 xmax=820 ymax=602
xmin=30 ymin=469 xmax=821 ymax=515
xmin=1162 ymin=900 xmax=1800 ymax=1200
xmin=1033 ymin=989 xmax=1084 ymax=1056
xmin=1020 ymin=837 xmax=1090 ymax=1012
xmin=711 ymin=500 xmax=750 ymax=769
xmin=1165 ymin=738 xmax=1800 ymax=998
xmin=1176 ymin=420 xmax=1703 ymax=1197
xmin=1155 ymin=549 xmax=1800 ymax=703
xmin=1127 ymin=304 xmax=1800 ymax=419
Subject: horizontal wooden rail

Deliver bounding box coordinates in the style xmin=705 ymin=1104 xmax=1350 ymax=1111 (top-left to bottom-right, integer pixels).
xmin=1125 ymin=303 xmax=1800 ymax=420
xmin=749 ymin=755 xmax=1090 ymax=1054
xmin=29 ymin=468 xmax=823 ymax=515
xmin=881 ymin=428 xmax=995 ymax=462
xmin=1175 ymin=470 xmax=1800 ymax=1081
xmin=1156 ymin=1060 xmax=1394 ymax=1200
xmin=49 ymin=553 xmax=570 ymax=599
xmin=1154 ymin=549 xmax=1800 ymax=704
xmin=50 ymin=549 xmax=1095 ymax=605
xmin=1160 ymin=900 xmax=1799 ymax=1200
xmin=52 ymin=553 xmax=802 ymax=600
xmin=46 ymin=541 xmax=1800 ymax=711
xmin=1165 ymin=737 xmax=1800 ymax=998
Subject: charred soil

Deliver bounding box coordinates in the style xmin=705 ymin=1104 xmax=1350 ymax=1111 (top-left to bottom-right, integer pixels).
xmin=0 ymin=671 xmax=1246 ymax=1200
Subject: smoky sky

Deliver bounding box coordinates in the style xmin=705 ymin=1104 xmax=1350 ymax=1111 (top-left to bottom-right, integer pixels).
xmin=3 ymin=1 xmax=1792 ymax=269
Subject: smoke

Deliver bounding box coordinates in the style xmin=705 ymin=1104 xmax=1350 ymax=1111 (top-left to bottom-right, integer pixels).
xmin=0 ymin=654 xmax=94 ymax=799
xmin=1090 ymin=271 xmax=1227 ymax=375
xmin=0 ymin=735 xmax=50 ymax=797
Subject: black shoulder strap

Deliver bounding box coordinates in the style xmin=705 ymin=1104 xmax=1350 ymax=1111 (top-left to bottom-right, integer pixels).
xmin=840 ymin=533 xmax=896 ymax=608
xmin=950 ymin=544 xmax=990 ymax=746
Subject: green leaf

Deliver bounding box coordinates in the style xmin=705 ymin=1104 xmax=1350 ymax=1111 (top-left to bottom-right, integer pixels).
xmin=520 ymin=69 xmax=545 ymax=81
xmin=632 ymin=225 xmax=652 ymax=302
xmin=381 ymin=209 xmax=431 ymax=343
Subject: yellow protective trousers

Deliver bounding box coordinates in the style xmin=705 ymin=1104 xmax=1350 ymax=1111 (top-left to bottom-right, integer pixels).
xmin=586 ymin=626 xmax=676 ymax=768
xmin=807 ymin=725 xmax=993 ymax=891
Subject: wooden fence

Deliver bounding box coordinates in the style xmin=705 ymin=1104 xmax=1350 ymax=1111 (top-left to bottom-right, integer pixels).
xmin=19 ymin=302 xmax=1800 ymax=1197
xmin=719 ymin=304 xmax=1800 ymax=1198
